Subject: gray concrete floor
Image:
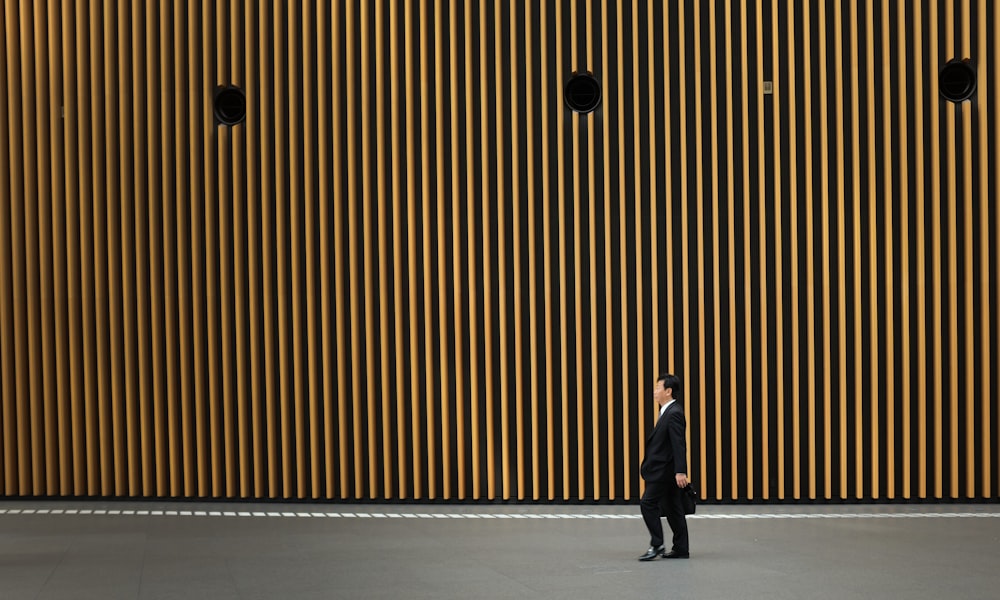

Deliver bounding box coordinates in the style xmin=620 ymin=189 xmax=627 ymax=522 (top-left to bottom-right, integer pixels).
xmin=1 ymin=500 xmax=998 ymax=600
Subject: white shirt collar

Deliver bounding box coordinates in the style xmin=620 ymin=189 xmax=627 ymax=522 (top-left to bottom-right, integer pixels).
xmin=659 ymin=399 xmax=676 ymax=418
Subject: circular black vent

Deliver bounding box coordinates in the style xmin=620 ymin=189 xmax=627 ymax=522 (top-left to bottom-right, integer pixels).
xmin=214 ymin=85 xmax=247 ymax=126
xmin=939 ymin=59 xmax=976 ymax=103
xmin=565 ymin=72 xmax=601 ymax=113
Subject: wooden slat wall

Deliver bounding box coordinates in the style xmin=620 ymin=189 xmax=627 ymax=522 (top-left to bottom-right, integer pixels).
xmin=0 ymin=0 xmax=998 ymax=502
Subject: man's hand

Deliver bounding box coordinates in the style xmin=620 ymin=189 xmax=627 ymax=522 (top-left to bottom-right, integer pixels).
xmin=676 ymin=473 xmax=689 ymax=488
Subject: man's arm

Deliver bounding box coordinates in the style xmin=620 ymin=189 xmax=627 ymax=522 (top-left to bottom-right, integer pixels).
xmin=667 ymin=411 xmax=689 ymax=487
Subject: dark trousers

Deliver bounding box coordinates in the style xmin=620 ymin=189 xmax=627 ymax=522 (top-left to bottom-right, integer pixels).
xmin=640 ymin=480 xmax=689 ymax=552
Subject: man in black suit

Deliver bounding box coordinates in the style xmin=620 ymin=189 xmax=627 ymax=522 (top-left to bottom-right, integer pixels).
xmin=638 ymin=373 xmax=690 ymax=561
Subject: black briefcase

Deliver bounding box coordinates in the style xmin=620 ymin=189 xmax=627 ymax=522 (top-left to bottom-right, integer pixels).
xmin=657 ymin=484 xmax=698 ymax=515
xmin=681 ymin=484 xmax=698 ymax=515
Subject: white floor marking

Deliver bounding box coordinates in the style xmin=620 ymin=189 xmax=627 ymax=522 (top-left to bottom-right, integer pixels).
xmin=1 ymin=506 xmax=998 ymax=520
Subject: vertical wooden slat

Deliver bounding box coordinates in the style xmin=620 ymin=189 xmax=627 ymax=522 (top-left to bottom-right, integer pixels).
xmin=710 ymin=0 xmax=723 ymax=502
xmin=787 ymin=0 xmax=800 ymax=501
xmin=509 ymin=0 xmax=523 ymax=502
xmin=556 ymin=0 xmax=567 ymax=501
xmin=21 ymin=3 xmax=51 ymax=494
xmin=0 ymin=0 xmax=16 ymax=497
xmin=865 ymin=0 xmax=879 ymax=500
xmin=246 ymin=0 xmax=264 ymax=499
xmin=449 ymin=3 xmax=470 ymax=500
xmin=218 ymin=0 xmax=236 ymax=499
xmin=929 ymin=0 xmax=944 ymax=502
xmin=419 ymin=0 xmax=435 ymax=501
xmin=466 ymin=0 xmax=481 ymax=501
xmin=567 ymin=0 xmax=580 ymax=500
xmin=172 ymin=0 xmax=192 ymax=498
xmin=850 ymin=0 xmax=864 ymax=500
xmin=116 ymin=1 xmax=137 ymax=499
xmin=273 ymin=0 xmax=293 ymax=498
xmin=333 ymin=0 xmax=351 ymax=500
xmin=583 ymin=0 xmax=596 ymax=502
xmin=78 ymin=3 xmax=93 ymax=494
xmin=978 ymin=0 xmax=992 ymax=499
xmin=0 ymin=5 xmax=8 ymax=498
xmin=131 ymin=0 xmax=152 ymax=497
xmin=77 ymin=0 xmax=98 ymax=497
xmin=287 ymin=0 xmax=307 ymax=499
xmin=995 ymin=0 xmax=1000 ymax=500
xmin=739 ymin=0 xmax=753 ymax=500
xmin=0 ymin=0 xmax=7 ymax=207
xmin=694 ymin=0 xmax=708 ymax=500
xmin=435 ymin=0 xmax=451 ymax=500
xmin=961 ymin=0 xmax=974 ymax=500
xmin=33 ymin=0 xmax=59 ymax=497
xmin=524 ymin=0 xmax=537 ymax=501
xmin=315 ymin=0 xmax=332 ymax=500
xmin=495 ymin=0 xmax=509 ymax=502
xmin=159 ymin=0 xmax=179 ymax=498
xmin=770 ymin=0 xmax=785 ymax=499
xmin=642 ymin=0 xmax=655 ymax=503
xmin=663 ymin=0 xmax=674 ymax=382
xmin=858 ymin=2 xmax=881 ymax=498
xmin=231 ymin=0 xmax=250 ymax=499
xmin=725 ymin=0 xmax=737 ymax=501
xmin=389 ymin=3 xmax=410 ymax=499
xmin=21 ymin=0 xmax=44 ymax=496
xmin=187 ymin=0 xmax=206 ymax=499
xmin=804 ymin=0 xmax=817 ymax=502
xmin=915 ymin=0 xmax=928 ymax=500
xmin=562 ymin=0 xmax=577 ymax=499
xmin=420 ymin=0 xmax=436 ymax=500
xmin=541 ymin=0 xmax=553 ymax=502
xmin=896 ymin=0 xmax=911 ymax=500
xmin=104 ymin=0 xmax=126 ymax=497
xmin=325 ymin=0 xmax=342 ymax=501
xmin=820 ymin=0 xmax=833 ymax=500
xmin=753 ymin=0 xmax=768 ymax=499
xmin=362 ymin=0 xmax=378 ymax=500
xmin=215 ymin=2 xmax=229 ymax=498
xmin=624 ymin=0 xmax=638 ymax=504
xmin=203 ymin=0 xmax=221 ymax=497
xmin=568 ymin=0 xmax=580 ymax=500
xmin=388 ymin=0 xmax=405 ymax=499
xmin=613 ymin=0 xmax=630 ymax=501
xmin=406 ymin=0 xmax=423 ymax=499
xmin=303 ymin=0 xmax=321 ymax=500
xmin=995 ymin=0 xmax=1000 ymax=501
xmin=217 ymin=0 xmax=235 ymax=500
xmin=945 ymin=0 xmax=959 ymax=501
xmin=880 ymin=0 xmax=894 ymax=500
xmin=679 ymin=0 xmax=693 ymax=491
xmin=614 ymin=0 xmax=629 ymax=500
xmin=835 ymin=0 xmax=848 ymax=500
xmin=48 ymin=1 xmax=70 ymax=495
xmin=260 ymin=0 xmax=280 ymax=499
xmin=6 ymin=6 xmax=24 ymax=493
xmin=995 ymin=0 xmax=1000 ymax=502
xmin=378 ymin=0 xmax=393 ymax=500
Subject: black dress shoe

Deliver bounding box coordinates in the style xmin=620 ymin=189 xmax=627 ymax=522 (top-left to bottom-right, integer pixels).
xmin=662 ymin=550 xmax=690 ymax=559
xmin=638 ymin=545 xmax=666 ymax=561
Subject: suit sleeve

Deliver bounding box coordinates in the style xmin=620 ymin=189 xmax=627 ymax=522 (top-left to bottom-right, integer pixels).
xmin=667 ymin=410 xmax=688 ymax=475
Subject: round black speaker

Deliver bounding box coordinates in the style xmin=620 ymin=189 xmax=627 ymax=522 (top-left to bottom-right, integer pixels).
xmin=214 ymin=85 xmax=247 ymax=126
xmin=565 ymin=72 xmax=601 ymax=113
xmin=939 ymin=59 xmax=976 ymax=103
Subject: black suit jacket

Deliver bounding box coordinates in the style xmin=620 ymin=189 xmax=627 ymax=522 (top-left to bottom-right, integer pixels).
xmin=640 ymin=401 xmax=688 ymax=483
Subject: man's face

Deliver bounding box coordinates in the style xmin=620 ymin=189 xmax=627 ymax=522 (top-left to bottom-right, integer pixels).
xmin=654 ymin=380 xmax=670 ymax=407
